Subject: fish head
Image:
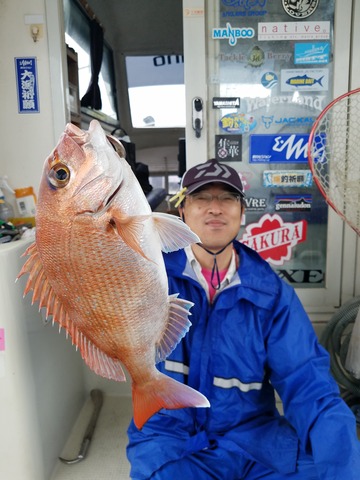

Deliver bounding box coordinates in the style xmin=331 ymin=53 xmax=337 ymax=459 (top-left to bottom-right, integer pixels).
xmin=37 ymin=120 xmax=140 ymax=220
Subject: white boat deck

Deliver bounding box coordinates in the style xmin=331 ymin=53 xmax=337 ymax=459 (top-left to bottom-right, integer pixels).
xmin=50 ymin=395 xmax=132 ymax=480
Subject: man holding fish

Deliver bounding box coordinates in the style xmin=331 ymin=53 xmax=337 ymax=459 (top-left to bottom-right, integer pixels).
xmin=127 ymin=158 xmax=360 ymax=479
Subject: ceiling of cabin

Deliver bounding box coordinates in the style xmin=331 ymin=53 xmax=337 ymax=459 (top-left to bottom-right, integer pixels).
xmin=85 ymin=0 xmax=184 ymax=55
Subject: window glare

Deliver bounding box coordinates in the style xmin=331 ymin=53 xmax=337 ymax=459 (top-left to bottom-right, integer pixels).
xmin=129 ymin=85 xmax=186 ymax=128
xmin=126 ymin=55 xmax=185 ymax=129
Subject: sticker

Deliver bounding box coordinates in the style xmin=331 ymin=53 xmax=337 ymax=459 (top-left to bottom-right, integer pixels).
xmin=238 ymin=171 xmax=253 ymax=193
xmin=261 ymin=72 xmax=278 ymax=89
xmin=0 ymin=328 xmax=4 ymax=351
xmin=219 ymin=50 xmax=292 ymax=63
xmin=294 ymin=43 xmax=330 ymax=65
xmin=212 ymin=23 xmax=255 ymax=46
xmin=247 ymin=46 xmax=265 ymax=67
xmin=263 ymin=170 xmax=313 ymax=188
xmin=184 ymin=8 xmax=204 ymax=17
xmin=258 ymin=21 xmax=330 ymax=41
xmin=282 ymin=0 xmax=320 ymax=19
xmin=245 ymin=94 xmax=326 ymax=113
xmin=241 ymin=213 xmax=307 ymax=265
xmin=276 ymin=269 xmax=324 ymax=284
xmin=281 ymin=68 xmax=329 ymax=92
xmin=250 ymin=134 xmax=310 ymax=164
xmin=219 ymin=112 xmax=256 ymax=134
xmin=221 ymin=0 xmax=268 ymax=17
xmin=261 ymin=115 xmax=315 ymax=129
xmin=244 ymin=197 xmax=268 ymax=212
xmin=274 ymin=194 xmax=312 ymax=212
xmin=215 ymin=135 xmax=242 ymax=161
xmin=212 ymin=97 xmax=240 ymax=109
xmin=15 ymin=57 xmax=40 ymax=113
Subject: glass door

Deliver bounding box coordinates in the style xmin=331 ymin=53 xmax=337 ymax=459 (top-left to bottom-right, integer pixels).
xmin=183 ymin=0 xmax=354 ymax=311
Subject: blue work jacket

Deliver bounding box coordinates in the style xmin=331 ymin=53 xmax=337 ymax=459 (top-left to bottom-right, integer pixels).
xmin=127 ymin=241 xmax=360 ymax=479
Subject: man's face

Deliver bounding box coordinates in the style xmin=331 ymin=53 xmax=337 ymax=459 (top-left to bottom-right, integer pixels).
xmin=180 ymin=183 xmax=243 ymax=251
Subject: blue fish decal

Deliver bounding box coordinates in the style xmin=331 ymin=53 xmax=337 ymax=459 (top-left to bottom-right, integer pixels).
xmin=286 ymin=74 xmax=324 ymax=88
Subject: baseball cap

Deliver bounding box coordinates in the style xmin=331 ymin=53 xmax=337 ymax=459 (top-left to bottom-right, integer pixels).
xmin=171 ymin=159 xmax=244 ymax=207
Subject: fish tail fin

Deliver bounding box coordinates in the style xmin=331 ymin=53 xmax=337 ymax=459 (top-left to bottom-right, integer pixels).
xmin=317 ymin=75 xmax=324 ymax=86
xmin=132 ymin=373 xmax=210 ymax=429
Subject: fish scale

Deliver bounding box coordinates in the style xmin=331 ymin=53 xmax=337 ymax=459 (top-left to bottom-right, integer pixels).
xmin=18 ymin=119 xmax=210 ymax=429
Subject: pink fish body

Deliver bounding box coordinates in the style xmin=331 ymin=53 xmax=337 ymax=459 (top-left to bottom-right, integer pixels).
xmin=18 ymin=120 xmax=209 ymax=429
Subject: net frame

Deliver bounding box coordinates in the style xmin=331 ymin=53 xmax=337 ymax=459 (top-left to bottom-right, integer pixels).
xmin=308 ymin=87 xmax=360 ymax=236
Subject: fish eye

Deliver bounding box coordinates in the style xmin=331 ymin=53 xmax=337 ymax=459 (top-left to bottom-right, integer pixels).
xmin=48 ymin=162 xmax=71 ymax=188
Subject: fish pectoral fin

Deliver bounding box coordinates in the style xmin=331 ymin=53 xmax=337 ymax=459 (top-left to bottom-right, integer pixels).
xmin=152 ymin=212 xmax=200 ymax=253
xmin=111 ymin=212 xmax=151 ymax=260
xmin=155 ymin=294 xmax=193 ymax=363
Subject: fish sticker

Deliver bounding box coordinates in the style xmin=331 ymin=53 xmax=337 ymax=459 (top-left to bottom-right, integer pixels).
xmin=17 ymin=120 xmax=210 ymax=429
xmin=281 ymin=68 xmax=329 ymax=92
xmin=286 ymin=74 xmax=324 ymax=87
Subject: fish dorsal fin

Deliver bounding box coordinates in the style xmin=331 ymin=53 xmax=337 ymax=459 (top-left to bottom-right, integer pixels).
xmin=152 ymin=212 xmax=200 ymax=253
xmin=155 ymin=294 xmax=193 ymax=363
xmin=18 ymin=242 xmax=126 ymax=382
xmin=111 ymin=212 xmax=151 ymax=260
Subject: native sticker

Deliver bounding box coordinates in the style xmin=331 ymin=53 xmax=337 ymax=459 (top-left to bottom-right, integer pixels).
xmin=219 ymin=112 xmax=256 ymax=134
xmin=258 ymin=22 xmax=330 ymax=41
xmin=241 ymin=213 xmax=307 ymax=265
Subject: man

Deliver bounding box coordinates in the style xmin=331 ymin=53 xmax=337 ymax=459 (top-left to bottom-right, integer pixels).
xmin=127 ymin=159 xmax=360 ymax=479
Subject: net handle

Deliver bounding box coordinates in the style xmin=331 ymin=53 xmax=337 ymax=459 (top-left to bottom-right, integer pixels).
xmin=307 ymin=87 xmax=360 ymax=232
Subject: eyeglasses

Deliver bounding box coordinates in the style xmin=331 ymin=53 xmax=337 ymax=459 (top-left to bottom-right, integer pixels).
xmin=187 ymin=191 xmax=241 ymax=207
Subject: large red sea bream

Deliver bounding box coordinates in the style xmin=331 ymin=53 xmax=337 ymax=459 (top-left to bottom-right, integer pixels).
xmin=18 ymin=120 xmax=209 ymax=429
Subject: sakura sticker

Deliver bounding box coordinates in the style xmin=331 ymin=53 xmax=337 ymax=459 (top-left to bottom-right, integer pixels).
xmin=241 ymin=213 xmax=307 ymax=265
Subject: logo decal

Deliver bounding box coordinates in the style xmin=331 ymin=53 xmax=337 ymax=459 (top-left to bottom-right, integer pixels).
xmin=219 ymin=112 xmax=257 ymax=134
xmin=294 ymin=43 xmax=330 ymax=65
xmin=274 ymin=195 xmax=312 ymax=212
xmin=258 ymin=21 xmax=330 ymax=41
xmin=212 ymin=22 xmax=255 ymax=46
xmin=261 ymin=116 xmax=315 ymax=129
xmin=215 ymin=135 xmax=242 ymax=162
xmin=245 ymin=94 xmax=326 ymax=113
xmin=241 ymin=213 xmax=307 ymax=265
xmin=193 ymin=162 xmax=232 ymax=180
xmin=212 ymin=97 xmax=240 ymax=109
xmin=282 ymin=0 xmax=320 ymax=19
xmin=250 ymin=134 xmax=310 ymax=164
xmin=247 ymin=46 xmax=265 ymax=67
xmin=263 ymin=170 xmax=313 ymax=188
xmin=281 ymin=68 xmax=329 ymax=92
xmin=261 ymin=71 xmax=278 ymax=89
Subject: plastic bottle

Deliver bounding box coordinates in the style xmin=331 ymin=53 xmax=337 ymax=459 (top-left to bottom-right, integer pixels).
xmin=0 ymin=176 xmax=15 ymax=222
xmin=14 ymin=187 xmax=37 ymax=218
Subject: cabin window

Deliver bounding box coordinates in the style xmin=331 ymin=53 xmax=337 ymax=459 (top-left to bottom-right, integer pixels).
xmin=63 ymin=0 xmax=119 ymax=123
xmin=149 ymin=174 xmax=181 ymax=196
xmin=125 ymin=55 xmax=185 ymax=129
